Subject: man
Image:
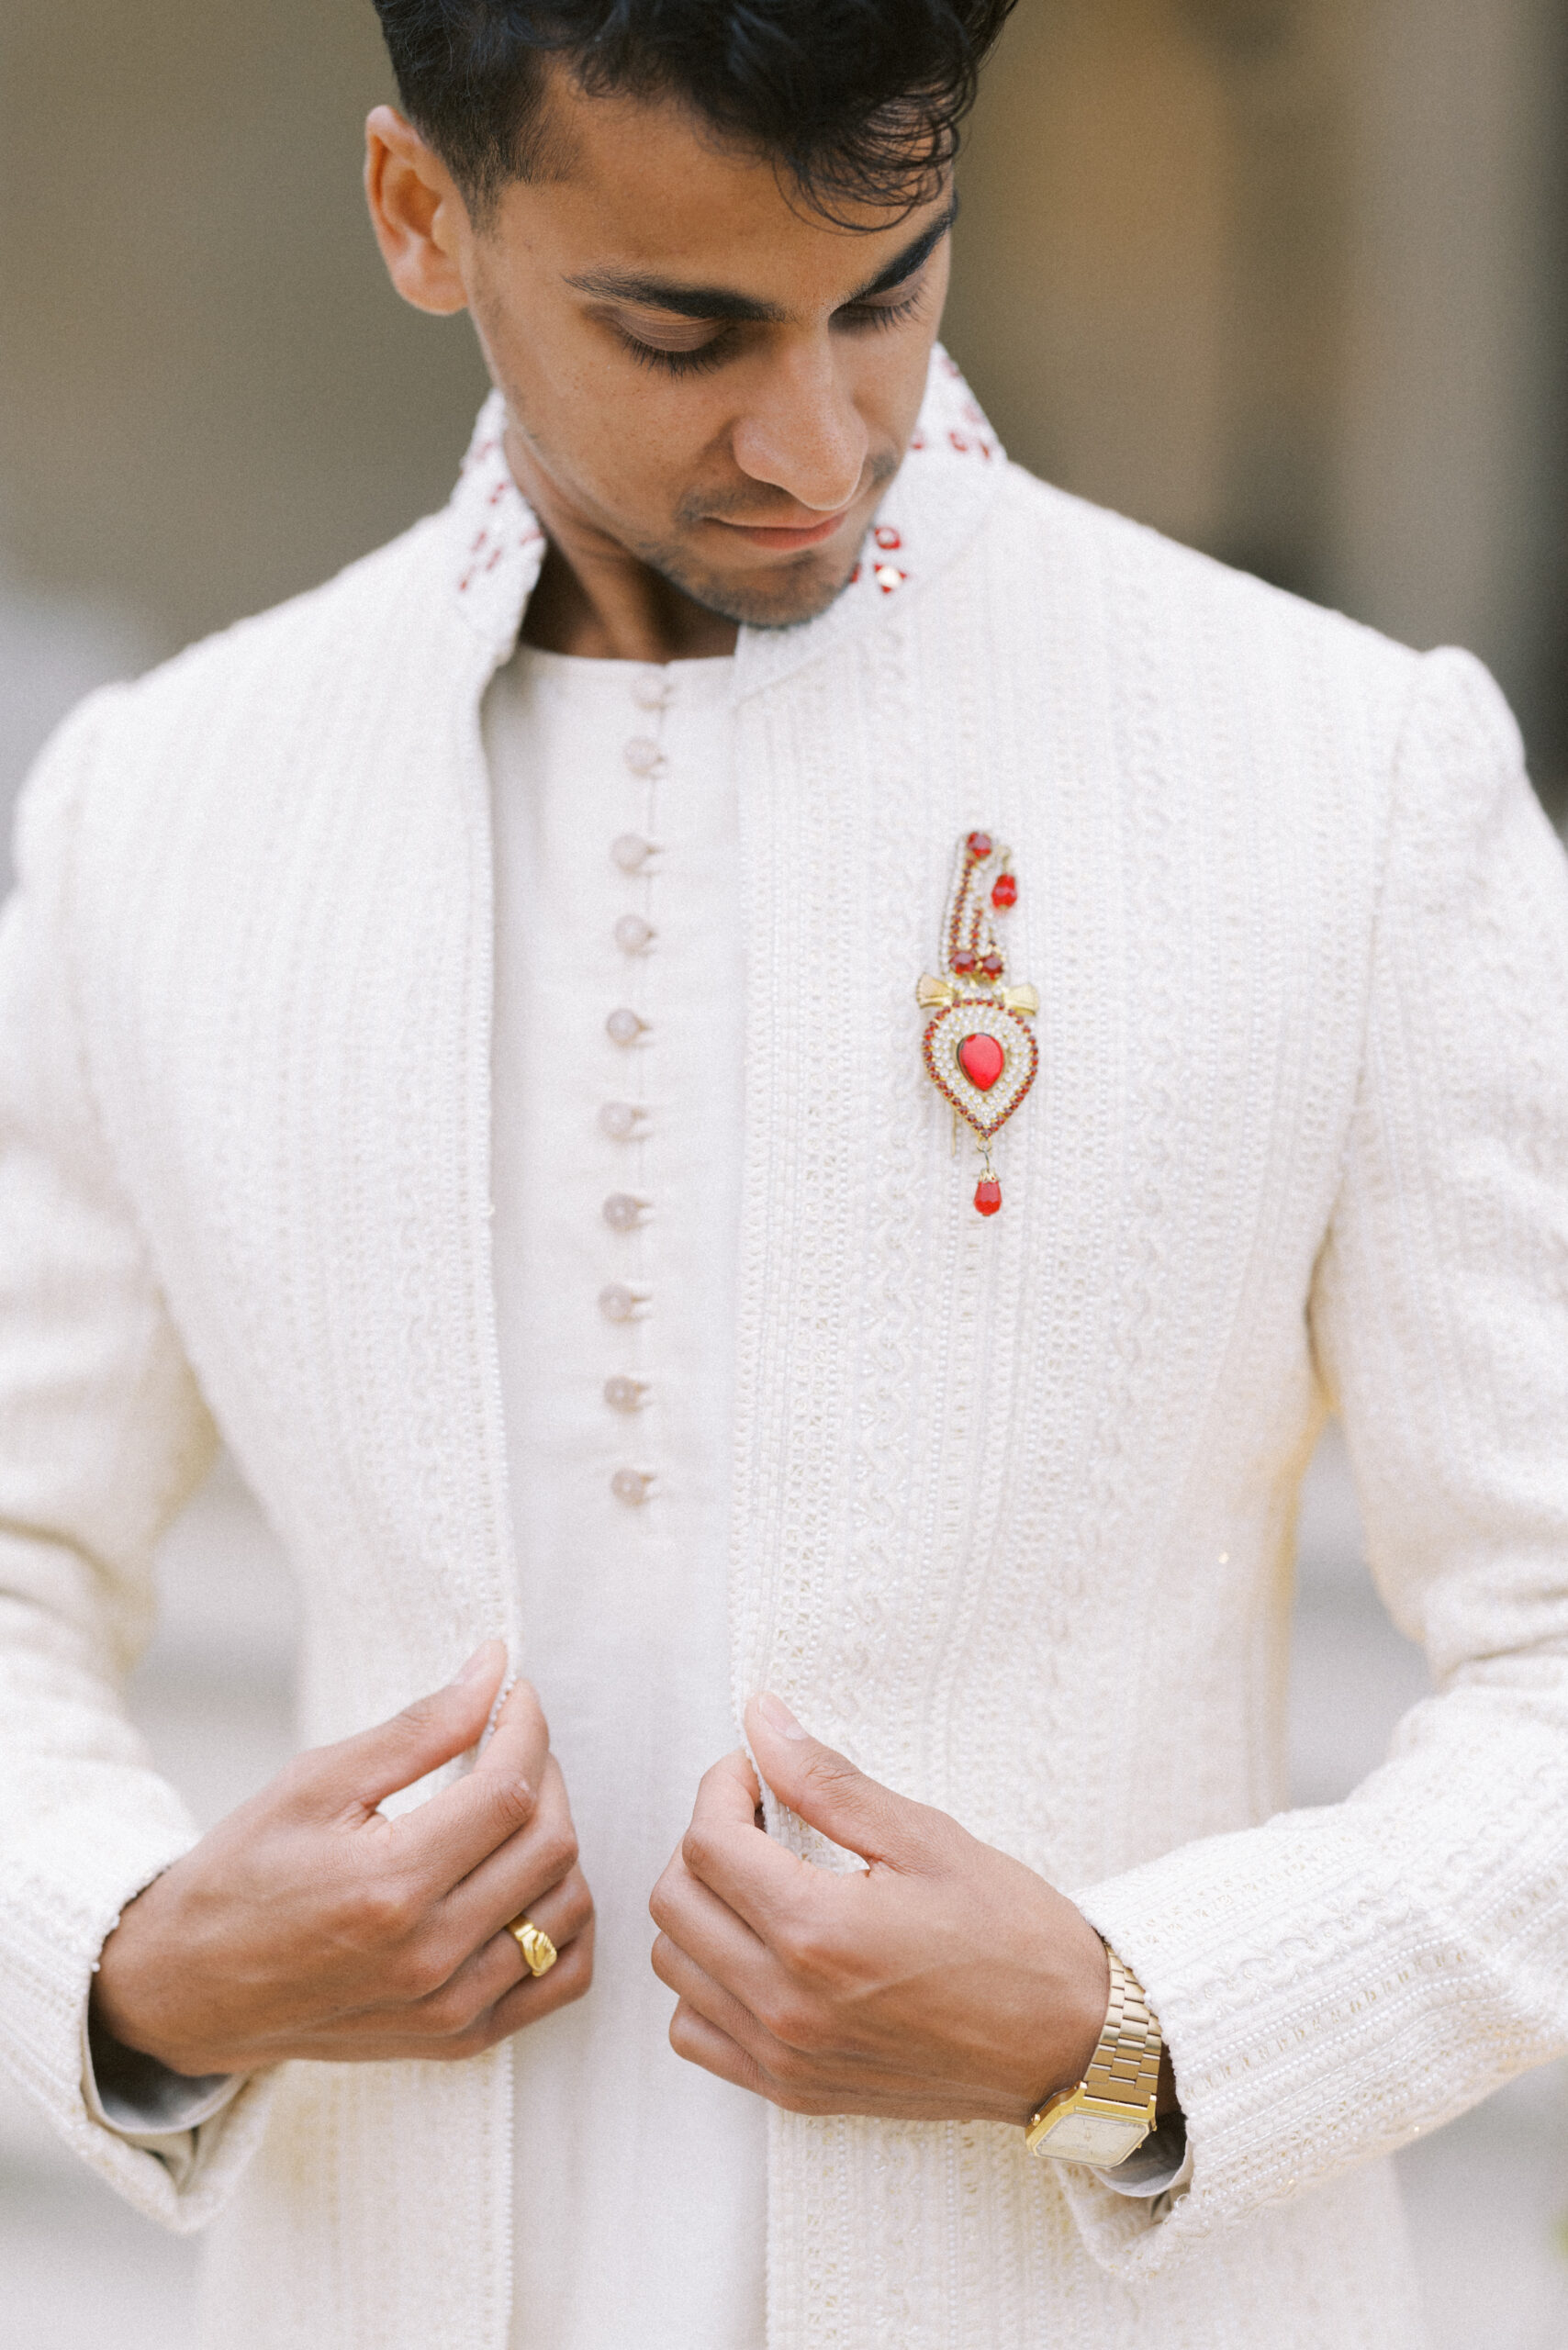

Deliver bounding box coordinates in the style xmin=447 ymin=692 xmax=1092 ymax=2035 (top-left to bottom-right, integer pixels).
xmin=2 ymin=3 xmax=1565 ymax=2345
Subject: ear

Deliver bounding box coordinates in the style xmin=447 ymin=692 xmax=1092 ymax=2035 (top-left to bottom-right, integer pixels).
xmin=364 ymin=105 xmax=471 ymax=318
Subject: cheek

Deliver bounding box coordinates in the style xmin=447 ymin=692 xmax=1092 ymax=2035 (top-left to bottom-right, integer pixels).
xmin=542 ymin=364 xmax=724 ymax=521
xmin=573 ymin=391 xmax=699 ymax=493
xmin=476 ymin=298 xmax=700 ymax=518
xmin=846 ymin=322 xmax=942 ymax=453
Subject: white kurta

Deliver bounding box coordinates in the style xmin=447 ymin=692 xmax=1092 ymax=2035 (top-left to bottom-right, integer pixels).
xmin=486 ymin=644 xmax=767 ymax=2349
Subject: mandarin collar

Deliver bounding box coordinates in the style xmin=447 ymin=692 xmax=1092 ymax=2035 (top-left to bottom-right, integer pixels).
xmin=445 ymin=343 xmax=1006 ymax=693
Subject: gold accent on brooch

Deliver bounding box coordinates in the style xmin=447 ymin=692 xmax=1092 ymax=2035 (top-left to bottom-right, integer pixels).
xmin=916 ymin=831 xmax=1037 ymax=1217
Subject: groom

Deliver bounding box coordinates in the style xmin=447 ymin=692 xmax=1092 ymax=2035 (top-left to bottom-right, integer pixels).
xmin=3 ymin=5 xmax=1566 ymax=2346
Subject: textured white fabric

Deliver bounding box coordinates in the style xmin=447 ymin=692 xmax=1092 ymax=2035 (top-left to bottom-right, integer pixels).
xmin=1 ymin=350 xmax=1567 ymax=2348
xmin=83 ymin=619 xmax=1184 ymax=2294
xmin=81 ymin=619 xmax=1187 ymax=2273
xmin=487 ymin=643 xmax=767 ymax=2348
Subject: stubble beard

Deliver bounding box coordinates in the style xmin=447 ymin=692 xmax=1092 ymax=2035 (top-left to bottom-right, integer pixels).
xmin=494 ymin=371 xmax=905 ymax=630
xmin=633 ymin=450 xmax=905 ymax=631
xmin=627 ymin=537 xmax=857 ymax=630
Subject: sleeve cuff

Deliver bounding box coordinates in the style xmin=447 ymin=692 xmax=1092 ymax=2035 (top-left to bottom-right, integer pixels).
xmin=1091 ymin=2111 xmax=1192 ymax=2201
xmin=82 ymin=2004 xmax=245 ymax=2184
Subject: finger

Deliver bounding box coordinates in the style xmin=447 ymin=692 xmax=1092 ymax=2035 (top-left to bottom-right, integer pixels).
xmin=400 ymin=1682 xmax=554 ymax=1889
xmin=494 ymin=1861 xmax=595 ymax=1974
xmin=649 ymin=1846 xmax=771 ymax=1996
xmin=673 ymin=1750 xmax=809 ymax=1939
xmin=325 ymin=1863 xmax=596 ymax=2042
xmin=745 ymin=1693 xmax=929 ymax=1870
xmin=299 ymin=1641 xmax=508 ymax=1818
xmin=652 ymin=1931 xmax=772 ymax=2055
xmin=429 ymin=1863 xmax=596 ymax=2018
xmin=472 ymin=1676 xmax=551 ymax=1787
xmin=666 ymin=1999 xmax=773 ymax=2098
xmin=310 ymin=1919 xmax=597 ymax=2061
xmin=666 ymin=1997 xmax=994 ymax=2119
xmin=479 ymin=1914 xmax=595 ymax=2041
xmin=439 ymin=1753 xmax=580 ymax=1941
xmin=654 ymin=1924 xmax=965 ymax=2100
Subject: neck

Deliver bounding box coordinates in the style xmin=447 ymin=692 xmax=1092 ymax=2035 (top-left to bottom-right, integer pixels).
xmin=508 ymin=428 xmax=737 ymax=665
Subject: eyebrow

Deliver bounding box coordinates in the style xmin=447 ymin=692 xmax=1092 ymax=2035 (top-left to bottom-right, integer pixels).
xmin=562 ymin=196 xmax=959 ymax=323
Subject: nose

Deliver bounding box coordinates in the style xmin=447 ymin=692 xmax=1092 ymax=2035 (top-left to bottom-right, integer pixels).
xmin=730 ymin=336 xmax=869 ymax=514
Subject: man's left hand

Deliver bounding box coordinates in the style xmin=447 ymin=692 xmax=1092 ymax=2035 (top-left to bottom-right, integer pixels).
xmin=649 ymin=1693 xmax=1109 ymax=2124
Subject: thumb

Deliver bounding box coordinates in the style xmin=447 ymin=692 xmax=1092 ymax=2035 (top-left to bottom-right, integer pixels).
xmin=309 ymin=1639 xmax=509 ymax=1815
xmin=746 ymin=1692 xmax=922 ymax=1868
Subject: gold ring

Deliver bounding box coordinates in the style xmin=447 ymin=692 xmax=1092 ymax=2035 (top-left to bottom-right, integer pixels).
xmin=507 ymin=1915 xmax=558 ymax=1977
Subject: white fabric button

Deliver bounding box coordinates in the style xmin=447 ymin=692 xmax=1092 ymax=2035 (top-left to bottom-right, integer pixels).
xmin=606 ymin=1007 xmax=646 ymax=1046
xmin=603 ymin=1192 xmax=645 ymax=1231
xmin=603 ymin=1376 xmax=647 ymax=1413
xmin=614 ymin=913 xmax=655 ymax=954
xmin=623 ymin=736 xmax=663 ymax=776
xmin=632 ymin=672 xmax=671 ymax=711
xmin=599 ymin=1101 xmax=641 ymax=1141
xmin=598 ymin=1283 xmax=647 ymax=1323
xmin=610 ymin=1468 xmax=654 ymax=1505
xmin=611 ymin=833 xmax=655 ymax=873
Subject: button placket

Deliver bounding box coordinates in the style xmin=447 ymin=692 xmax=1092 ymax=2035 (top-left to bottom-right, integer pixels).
xmin=602 ymin=666 xmax=673 ymax=1505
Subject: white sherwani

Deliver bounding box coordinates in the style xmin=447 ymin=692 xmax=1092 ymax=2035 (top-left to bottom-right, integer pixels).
xmin=3 ymin=353 xmax=1568 ymax=2349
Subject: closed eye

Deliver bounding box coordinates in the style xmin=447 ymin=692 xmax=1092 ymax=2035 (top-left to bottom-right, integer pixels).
xmin=611 ymin=272 xmax=935 ymax=378
xmin=836 ymin=285 xmax=929 ymax=335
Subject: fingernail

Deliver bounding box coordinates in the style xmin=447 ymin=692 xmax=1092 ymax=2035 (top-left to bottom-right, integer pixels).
xmin=756 ymin=1691 xmax=810 ymax=1740
xmin=454 ymin=1639 xmax=502 ymax=1685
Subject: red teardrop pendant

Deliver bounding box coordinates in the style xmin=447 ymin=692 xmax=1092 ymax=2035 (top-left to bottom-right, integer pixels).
xmin=958 ymin=1032 xmax=1005 ymax=1091
xmin=974 ymin=1178 xmax=1002 ymax=1216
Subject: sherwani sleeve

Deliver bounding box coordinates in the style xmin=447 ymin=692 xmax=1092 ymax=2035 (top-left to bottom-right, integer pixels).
xmin=1061 ymin=645 xmax=1568 ymax=2275
xmin=0 ymin=693 xmax=274 ymax=2227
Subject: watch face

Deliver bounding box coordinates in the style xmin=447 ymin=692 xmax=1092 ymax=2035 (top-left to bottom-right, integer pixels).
xmin=1037 ymin=2109 xmax=1147 ymax=2166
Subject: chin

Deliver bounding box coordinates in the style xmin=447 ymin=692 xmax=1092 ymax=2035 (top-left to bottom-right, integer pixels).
xmin=656 ymin=543 xmax=862 ymax=632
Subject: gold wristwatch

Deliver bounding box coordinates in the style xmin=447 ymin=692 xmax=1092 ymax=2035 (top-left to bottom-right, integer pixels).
xmin=1025 ymin=1942 xmax=1163 ymax=2166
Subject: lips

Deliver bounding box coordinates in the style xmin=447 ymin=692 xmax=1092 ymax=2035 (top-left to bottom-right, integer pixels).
xmin=712 ymin=509 xmax=853 ymax=551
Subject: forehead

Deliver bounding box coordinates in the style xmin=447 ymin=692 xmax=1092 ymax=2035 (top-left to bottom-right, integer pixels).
xmin=494 ymin=69 xmax=951 ymax=314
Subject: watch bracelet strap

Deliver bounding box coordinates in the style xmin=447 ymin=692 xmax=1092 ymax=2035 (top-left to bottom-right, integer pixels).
xmin=1082 ymin=1942 xmax=1163 ymax=2113
xmin=1025 ymin=1942 xmax=1164 ymax=2143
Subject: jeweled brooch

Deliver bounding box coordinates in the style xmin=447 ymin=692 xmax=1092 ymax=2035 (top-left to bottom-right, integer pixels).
xmin=917 ymin=831 xmax=1038 ymax=1216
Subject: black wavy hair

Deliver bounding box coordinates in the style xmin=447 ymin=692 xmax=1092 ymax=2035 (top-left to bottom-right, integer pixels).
xmin=371 ymin=0 xmax=1015 ymax=221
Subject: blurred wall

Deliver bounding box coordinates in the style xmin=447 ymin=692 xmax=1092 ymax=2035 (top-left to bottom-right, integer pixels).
xmin=946 ymin=0 xmax=1568 ymax=800
xmin=0 ymin=1 xmax=487 ymax=663
xmin=1 ymin=0 xmax=1563 ymax=803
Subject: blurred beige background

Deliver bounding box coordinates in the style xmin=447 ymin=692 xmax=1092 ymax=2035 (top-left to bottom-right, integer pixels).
xmin=2 ymin=3 xmax=1566 ymax=2344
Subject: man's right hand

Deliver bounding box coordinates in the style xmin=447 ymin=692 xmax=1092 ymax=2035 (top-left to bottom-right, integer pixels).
xmin=91 ymin=1643 xmax=593 ymax=2077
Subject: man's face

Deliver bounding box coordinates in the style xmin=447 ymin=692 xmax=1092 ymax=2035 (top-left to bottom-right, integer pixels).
xmin=451 ymin=77 xmax=953 ymax=628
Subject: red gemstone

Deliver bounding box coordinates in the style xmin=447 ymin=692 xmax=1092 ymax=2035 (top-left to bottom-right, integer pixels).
xmin=974 ymin=1178 xmax=1002 ymax=1216
xmin=967 ymin=830 xmax=993 ymax=859
xmin=980 ymin=952 xmax=1004 ymax=978
xmin=991 ymin=872 xmax=1017 ymax=910
xmin=951 ymin=947 xmax=978 ymax=975
xmin=958 ymin=1033 xmax=1005 ymax=1091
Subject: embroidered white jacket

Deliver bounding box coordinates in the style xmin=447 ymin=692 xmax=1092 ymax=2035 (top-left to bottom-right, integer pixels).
xmin=3 ymin=355 xmax=1567 ymax=2350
